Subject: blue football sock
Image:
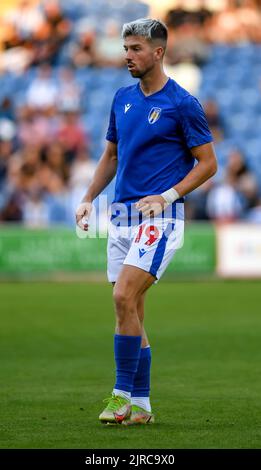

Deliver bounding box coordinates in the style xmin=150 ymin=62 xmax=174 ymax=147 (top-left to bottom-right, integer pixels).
xmin=132 ymin=346 xmax=151 ymax=397
xmin=114 ymin=334 xmax=142 ymax=393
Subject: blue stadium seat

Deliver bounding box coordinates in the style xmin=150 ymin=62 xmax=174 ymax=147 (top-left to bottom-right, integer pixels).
xmin=246 ymin=138 xmax=261 ymax=161
xmin=224 ymin=112 xmax=258 ymax=138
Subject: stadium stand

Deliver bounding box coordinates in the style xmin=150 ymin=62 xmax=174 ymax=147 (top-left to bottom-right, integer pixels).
xmin=0 ymin=0 xmax=261 ymax=225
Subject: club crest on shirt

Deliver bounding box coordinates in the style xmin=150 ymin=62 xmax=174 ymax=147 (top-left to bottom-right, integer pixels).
xmin=148 ymin=107 xmax=162 ymax=124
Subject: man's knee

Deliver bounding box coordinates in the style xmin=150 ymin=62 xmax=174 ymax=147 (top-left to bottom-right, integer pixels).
xmin=113 ymin=288 xmax=138 ymax=329
xmin=113 ymin=286 xmax=132 ymax=309
xmin=113 ymin=282 xmax=139 ymax=321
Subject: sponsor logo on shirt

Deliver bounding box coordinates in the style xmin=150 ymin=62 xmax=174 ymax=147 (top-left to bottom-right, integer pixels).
xmin=148 ymin=107 xmax=161 ymax=124
xmin=124 ymin=103 xmax=132 ymax=113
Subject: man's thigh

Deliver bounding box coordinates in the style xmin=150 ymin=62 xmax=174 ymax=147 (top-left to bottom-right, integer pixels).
xmin=114 ymin=265 xmax=155 ymax=300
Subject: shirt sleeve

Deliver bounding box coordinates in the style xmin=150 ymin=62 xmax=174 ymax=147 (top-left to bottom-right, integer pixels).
xmin=106 ymin=91 xmax=118 ymax=143
xmin=177 ymin=95 xmax=213 ymax=149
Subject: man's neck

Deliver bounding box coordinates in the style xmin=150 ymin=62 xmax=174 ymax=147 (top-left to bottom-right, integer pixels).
xmin=139 ymin=71 xmax=169 ymax=97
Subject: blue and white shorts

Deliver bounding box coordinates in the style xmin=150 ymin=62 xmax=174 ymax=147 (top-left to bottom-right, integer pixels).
xmin=107 ymin=208 xmax=184 ymax=283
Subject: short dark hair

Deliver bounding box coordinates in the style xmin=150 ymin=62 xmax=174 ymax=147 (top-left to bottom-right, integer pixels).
xmin=122 ymin=18 xmax=168 ymax=49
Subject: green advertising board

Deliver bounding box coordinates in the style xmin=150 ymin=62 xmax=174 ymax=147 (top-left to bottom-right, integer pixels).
xmin=0 ymin=223 xmax=216 ymax=277
xmin=167 ymin=223 xmax=216 ymax=273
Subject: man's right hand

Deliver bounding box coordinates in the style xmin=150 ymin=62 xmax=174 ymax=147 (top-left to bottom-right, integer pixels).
xmin=76 ymin=202 xmax=92 ymax=231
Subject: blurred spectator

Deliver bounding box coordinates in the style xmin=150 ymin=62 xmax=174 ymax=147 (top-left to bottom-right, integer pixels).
xmin=32 ymin=0 xmax=72 ymax=65
xmin=238 ymin=0 xmax=261 ymax=43
xmin=4 ymin=0 xmax=44 ymax=40
xmin=42 ymin=0 xmax=71 ymax=43
xmin=43 ymin=172 xmax=68 ymax=224
xmin=164 ymin=55 xmax=202 ymax=95
xmin=0 ymin=192 xmax=23 ymax=222
xmin=22 ymin=187 xmax=49 ymax=227
xmin=69 ymin=149 xmax=96 ymax=189
xmin=96 ymin=20 xmax=125 ymax=68
xmin=0 ymin=44 xmax=32 ymax=74
xmin=1 ymin=1 xmax=41 ymax=72
xmin=206 ymin=174 xmax=245 ymax=222
xmin=0 ymin=118 xmax=16 ymax=142
xmin=245 ymin=199 xmax=261 ymax=223
xmin=56 ymin=111 xmax=87 ymax=162
xmin=207 ymin=0 xmax=242 ymax=43
xmin=206 ymin=148 xmax=259 ymax=221
xmin=17 ymin=106 xmax=58 ymax=147
xmin=165 ymin=1 xmax=211 ymax=66
xmin=4 ymin=151 xmax=23 ymax=194
xmin=165 ymin=25 xmax=210 ymax=67
xmin=0 ymin=97 xmax=15 ymax=122
xmin=185 ymin=179 xmax=214 ymax=220
xmin=207 ymin=0 xmax=261 ymax=44
xmin=26 ymin=63 xmax=58 ymax=110
xmin=69 ymin=28 xmax=97 ymax=68
xmin=226 ymin=149 xmax=259 ymax=209
xmin=0 ymin=140 xmax=13 ymax=188
xmin=57 ymin=66 xmax=82 ymax=112
xmin=203 ymin=99 xmax=224 ymax=143
xmin=165 ymin=1 xmax=212 ymax=30
xmin=44 ymin=143 xmax=69 ymax=183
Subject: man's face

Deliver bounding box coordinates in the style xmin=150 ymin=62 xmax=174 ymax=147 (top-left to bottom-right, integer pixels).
xmin=123 ymin=35 xmax=160 ymax=78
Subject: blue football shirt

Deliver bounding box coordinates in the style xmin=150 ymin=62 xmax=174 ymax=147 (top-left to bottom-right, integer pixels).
xmin=106 ymin=78 xmax=213 ymax=223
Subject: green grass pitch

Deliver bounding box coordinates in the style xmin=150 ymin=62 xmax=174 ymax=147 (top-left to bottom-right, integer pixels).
xmin=0 ymin=281 xmax=261 ymax=449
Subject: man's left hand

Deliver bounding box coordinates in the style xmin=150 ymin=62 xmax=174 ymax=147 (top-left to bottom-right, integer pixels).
xmin=135 ymin=195 xmax=167 ymax=217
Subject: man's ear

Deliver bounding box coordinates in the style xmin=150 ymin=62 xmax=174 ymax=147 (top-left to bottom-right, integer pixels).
xmin=154 ymin=46 xmax=164 ymax=61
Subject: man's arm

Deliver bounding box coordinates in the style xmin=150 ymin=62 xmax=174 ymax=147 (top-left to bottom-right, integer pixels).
xmin=172 ymin=141 xmax=217 ymax=197
xmin=76 ymin=141 xmax=117 ymax=228
xmin=136 ymin=142 xmax=217 ymax=216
